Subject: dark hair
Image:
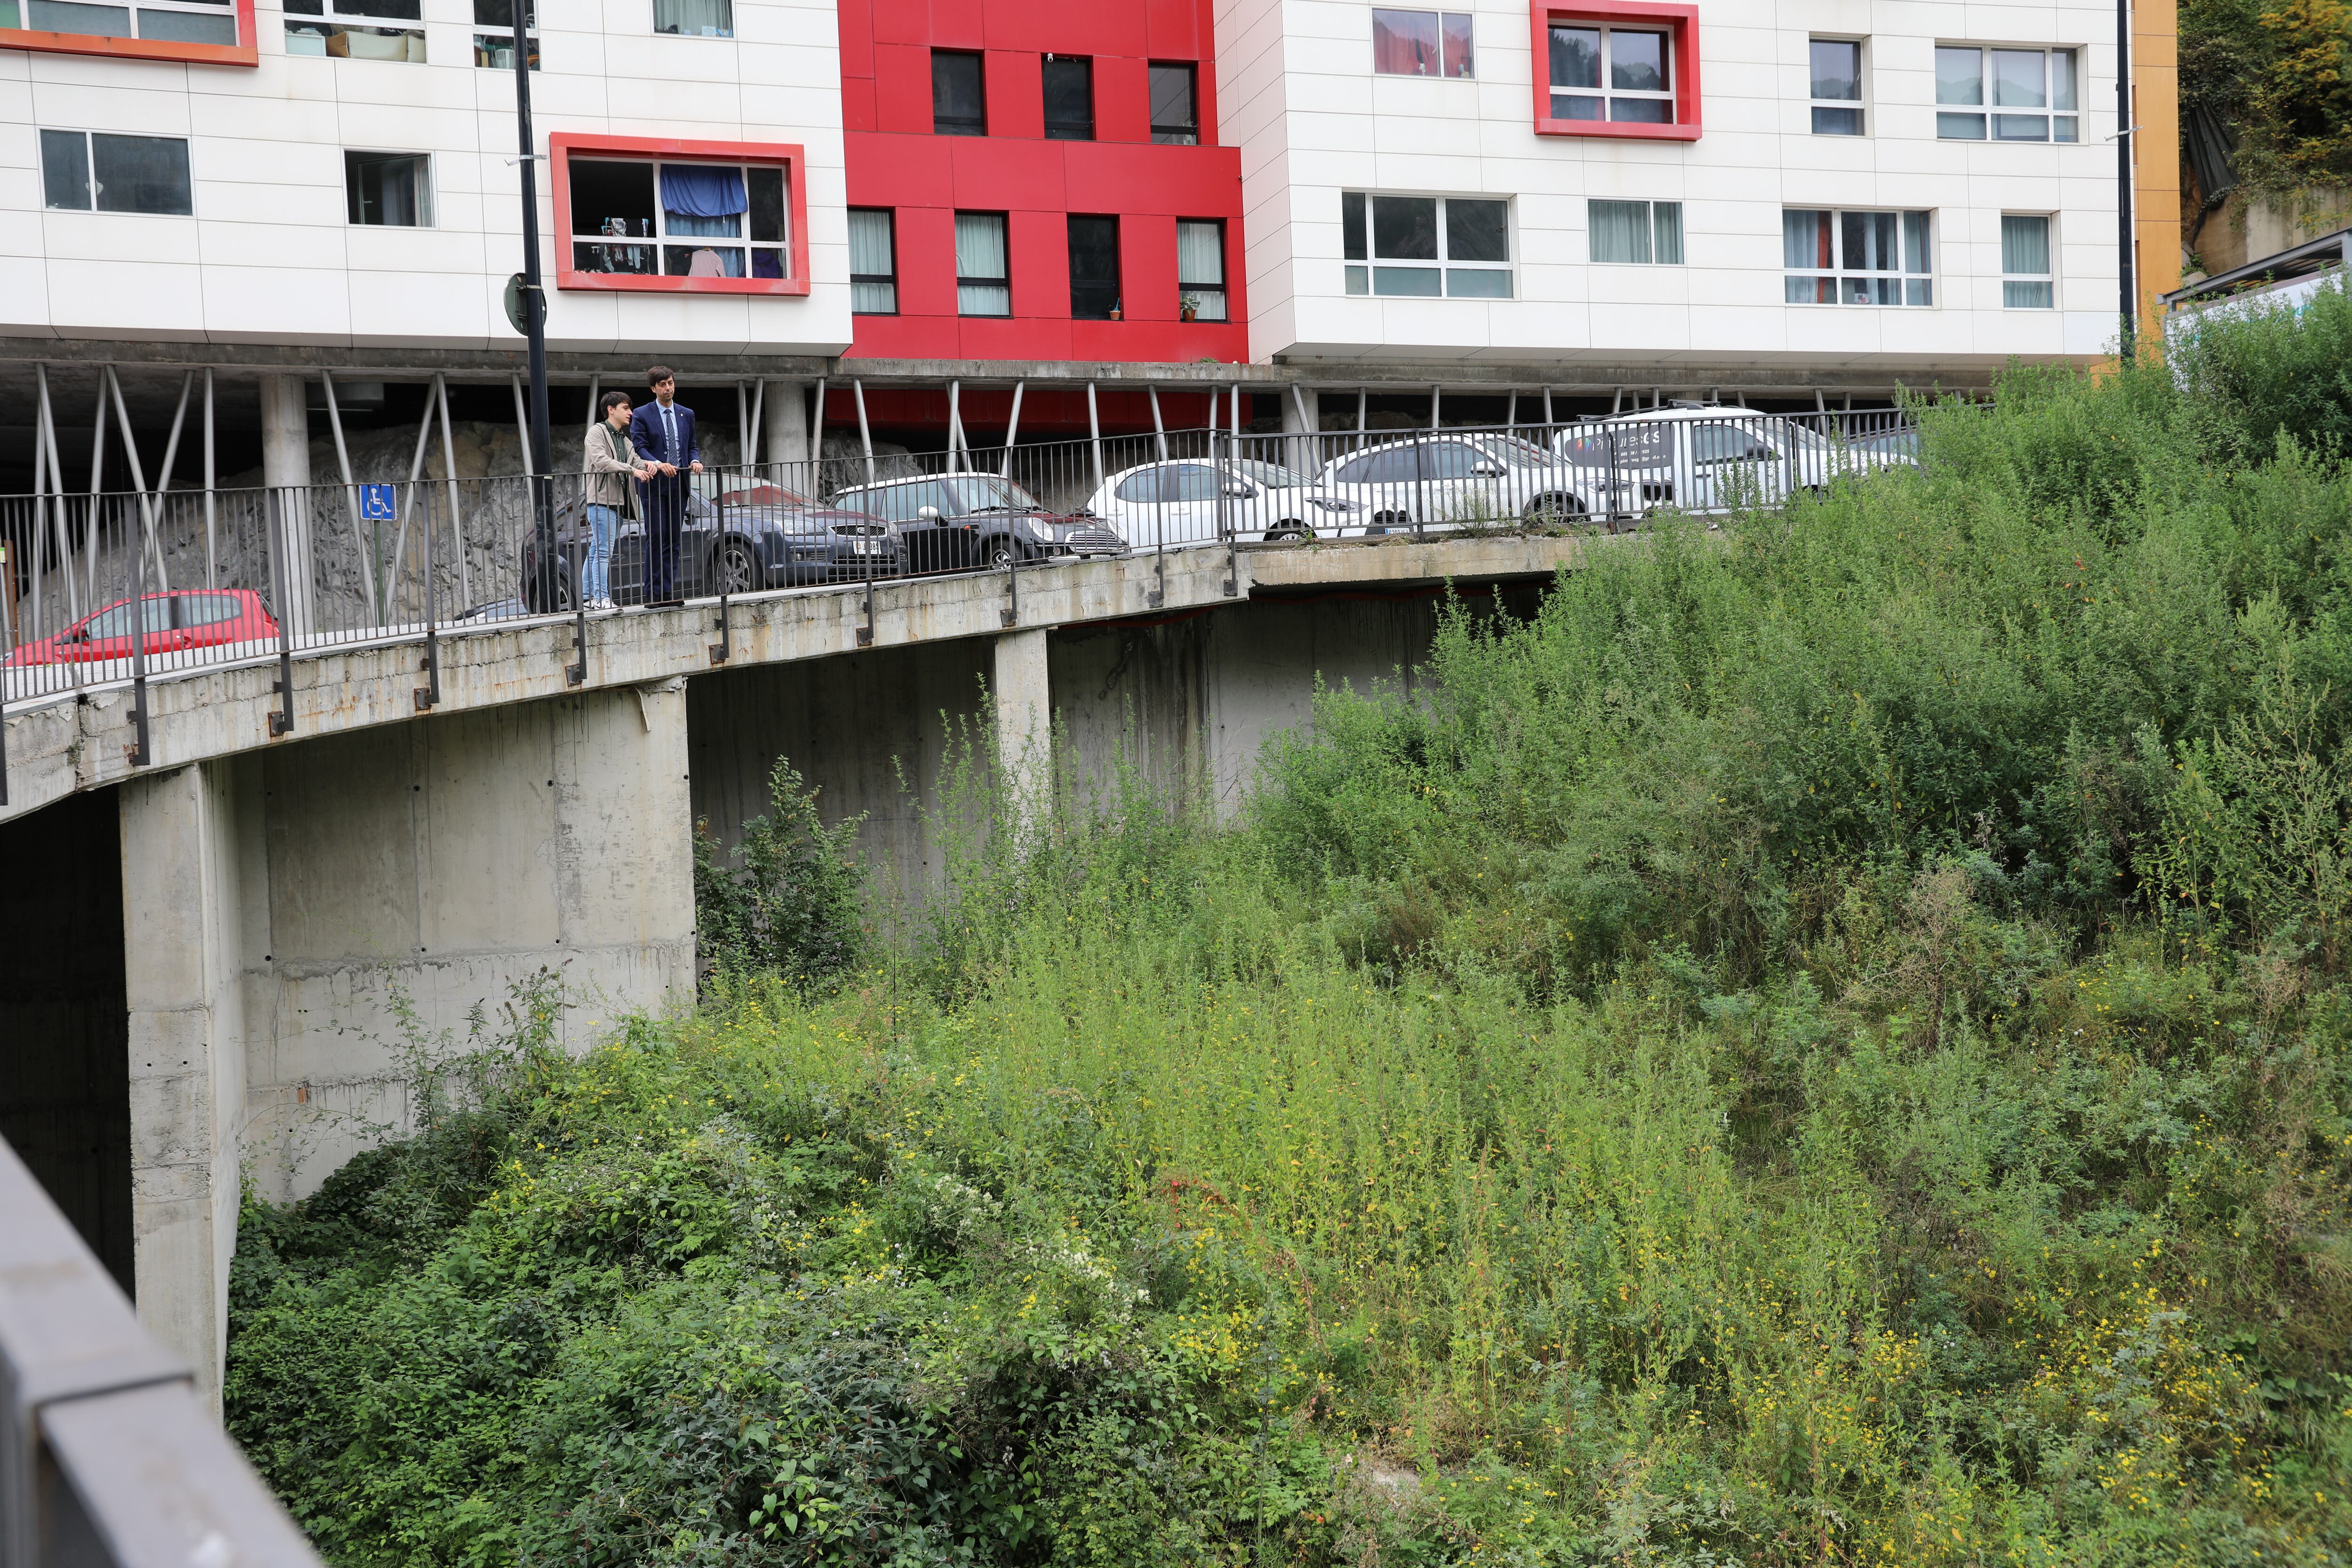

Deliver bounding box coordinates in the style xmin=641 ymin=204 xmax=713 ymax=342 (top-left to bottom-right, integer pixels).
xmin=599 ymin=390 xmax=633 ymax=414
xmin=646 ymin=365 xmax=675 ymax=388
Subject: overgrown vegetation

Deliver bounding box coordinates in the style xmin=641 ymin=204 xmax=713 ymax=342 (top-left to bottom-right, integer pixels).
xmin=2183 ymin=0 xmax=2352 ymax=200
xmin=230 ymin=293 xmax=2352 ymax=1564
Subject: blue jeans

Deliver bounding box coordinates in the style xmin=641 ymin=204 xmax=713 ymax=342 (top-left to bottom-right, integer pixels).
xmin=583 ymin=504 xmax=618 ymax=604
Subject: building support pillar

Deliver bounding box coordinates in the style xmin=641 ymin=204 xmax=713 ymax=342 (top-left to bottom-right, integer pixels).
xmin=763 ymin=381 xmax=813 ymax=486
xmin=993 ymin=627 xmax=1051 ymax=819
xmin=119 ymin=761 xmax=246 ymax=1419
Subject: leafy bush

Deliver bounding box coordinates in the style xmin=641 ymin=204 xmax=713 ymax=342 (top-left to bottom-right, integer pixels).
xmin=696 ymin=758 xmax=868 ymax=990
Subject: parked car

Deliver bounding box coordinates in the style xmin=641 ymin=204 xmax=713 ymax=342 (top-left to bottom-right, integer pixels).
xmin=1316 ymin=431 xmax=1595 ymax=531
xmin=7 ymin=588 xmax=278 ymax=665
xmin=830 ymin=472 xmax=1126 ymax=570
xmin=1548 ymin=406 xmax=1915 ymax=516
xmin=522 ymin=481 xmax=898 ymax=611
xmin=1082 ymin=458 xmax=1365 ymax=544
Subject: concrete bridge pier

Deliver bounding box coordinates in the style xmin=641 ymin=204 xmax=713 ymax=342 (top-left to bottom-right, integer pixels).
xmin=111 ymin=681 xmax=698 ymax=1412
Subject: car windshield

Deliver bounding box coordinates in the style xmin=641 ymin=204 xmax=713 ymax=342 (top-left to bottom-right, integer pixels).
xmin=939 ymin=474 xmax=1043 ymax=512
xmin=1230 ymin=459 xmax=1320 ymax=488
xmin=1478 ymin=436 xmax=1554 ymax=468
xmin=1556 ymin=422 xmax=1675 ymax=467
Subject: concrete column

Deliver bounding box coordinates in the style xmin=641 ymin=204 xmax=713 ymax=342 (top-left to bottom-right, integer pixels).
xmin=257 ymin=374 xmax=315 ymax=636
xmin=763 ymin=381 xmax=813 ymax=488
xmin=1280 ymin=387 xmax=1314 ymax=482
xmin=119 ymin=763 xmax=246 ymax=1417
xmin=993 ymin=627 xmax=1051 ymax=815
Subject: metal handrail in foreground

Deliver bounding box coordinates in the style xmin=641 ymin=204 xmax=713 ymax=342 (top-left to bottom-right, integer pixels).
xmin=0 ymin=1137 xmax=321 ymax=1568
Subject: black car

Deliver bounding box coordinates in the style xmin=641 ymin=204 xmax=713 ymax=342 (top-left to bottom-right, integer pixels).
xmin=826 ymin=473 xmax=1126 ymax=572
xmin=523 ymin=482 xmax=902 ymax=610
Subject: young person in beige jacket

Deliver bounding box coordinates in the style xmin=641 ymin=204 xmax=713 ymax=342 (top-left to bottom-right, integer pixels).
xmin=582 ymin=390 xmax=651 ymax=610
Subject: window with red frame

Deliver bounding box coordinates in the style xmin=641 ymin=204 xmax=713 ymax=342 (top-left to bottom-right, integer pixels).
xmin=1547 ymin=21 xmax=1672 ymax=121
xmin=567 ymin=154 xmax=790 ymax=280
xmin=4 ymin=0 xmax=237 ymax=45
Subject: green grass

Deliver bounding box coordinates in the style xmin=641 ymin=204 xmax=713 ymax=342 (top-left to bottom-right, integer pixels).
xmin=228 ymin=293 xmax=2352 ymax=1565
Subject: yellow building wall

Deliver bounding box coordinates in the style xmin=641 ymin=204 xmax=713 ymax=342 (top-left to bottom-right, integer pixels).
xmin=2136 ymin=0 xmax=2182 ymax=335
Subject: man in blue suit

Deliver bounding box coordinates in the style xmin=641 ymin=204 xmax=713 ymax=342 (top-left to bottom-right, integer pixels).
xmin=629 ymin=365 xmax=701 ymax=606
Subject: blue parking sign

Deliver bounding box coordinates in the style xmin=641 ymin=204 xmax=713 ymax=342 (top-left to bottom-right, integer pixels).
xmin=358 ymin=483 xmax=397 ymax=520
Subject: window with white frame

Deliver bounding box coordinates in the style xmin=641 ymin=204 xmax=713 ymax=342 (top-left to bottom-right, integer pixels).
xmin=567 ymin=155 xmax=790 ymax=279
xmin=956 ymin=211 xmax=1010 ymax=316
xmin=285 ymin=0 xmax=423 ymax=60
xmin=7 ymin=0 xmax=236 ymax=45
xmin=471 ymin=0 xmax=537 ymax=67
xmin=40 ymin=130 xmax=192 ymax=215
xmin=652 ymin=0 xmax=728 ymax=35
xmin=1343 ymin=192 xmax=1510 ymax=297
xmin=1785 ymin=209 xmax=1932 ymax=305
xmin=1936 ymin=46 xmax=2077 ymax=141
xmin=345 ymin=150 xmax=431 ymax=225
xmin=1373 ymin=8 xmax=1471 ymax=77
xmin=850 ymin=208 xmax=897 ymax=314
xmin=2002 ymin=215 xmax=2054 ymax=307
xmin=1810 ymin=38 xmax=1862 ymax=135
xmin=1177 ymin=219 xmax=1227 ymax=319
xmin=1588 ymin=198 xmax=1681 ymax=264
xmin=1547 ymin=23 xmax=1672 ymax=122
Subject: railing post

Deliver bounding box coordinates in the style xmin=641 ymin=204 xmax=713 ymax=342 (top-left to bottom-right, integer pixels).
xmin=563 ymin=472 xmax=587 ymax=688
xmin=127 ymin=493 xmax=151 ymax=768
xmin=417 ymin=478 xmax=440 ymax=711
xmin=265 ymin=487 xmax=295 ymax=737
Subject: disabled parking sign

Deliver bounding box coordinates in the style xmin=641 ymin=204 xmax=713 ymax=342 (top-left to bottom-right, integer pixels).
xmin=358 ymin=483 xmax=397 ymax=520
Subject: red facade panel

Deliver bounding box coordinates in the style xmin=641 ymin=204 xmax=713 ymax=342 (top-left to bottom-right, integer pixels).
xmin=838 ymin=0 xmax=1245 ymax=365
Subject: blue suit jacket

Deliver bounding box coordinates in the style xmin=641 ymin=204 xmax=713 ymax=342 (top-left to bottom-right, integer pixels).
xmin=630 ymin=399 xmax=699 ymax=471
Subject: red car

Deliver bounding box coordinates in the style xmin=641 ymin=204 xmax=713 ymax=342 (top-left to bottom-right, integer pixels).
xmin=8 ymin=589 xmax=278 ymax=665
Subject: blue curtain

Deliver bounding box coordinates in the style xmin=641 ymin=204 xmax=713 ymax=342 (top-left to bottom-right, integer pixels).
xmin=660 ymin=164 xmax=744 ymax=217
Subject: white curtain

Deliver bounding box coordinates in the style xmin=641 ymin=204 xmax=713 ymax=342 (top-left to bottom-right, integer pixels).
xmin=2001 ymin=214 xmax=2050 ymax=276
xmin=1650 ymin=201 xmax=1683 ymax=265
xmin=652 ymin=0 xmax=729 ymax=34
xmin=955 ymin=212 xmax=1009 ymax=314
xmin=1588 ymin=199 xmax=1650 ymax=264
xmin=849 ymin=209 xmax=896 ymax=312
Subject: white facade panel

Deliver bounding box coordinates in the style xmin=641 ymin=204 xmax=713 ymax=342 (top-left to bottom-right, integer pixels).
xmin=0 ymin=0 xmax=850 ymax=356
xmin=1218 ymin=0 xmax=2126 ymax=380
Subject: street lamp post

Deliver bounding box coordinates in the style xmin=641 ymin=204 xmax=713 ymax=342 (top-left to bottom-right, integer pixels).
xmin=2117 ymin=0 xmax=2136 ymax=358
xmin=511 ymin=6 xmax=558 ymax=622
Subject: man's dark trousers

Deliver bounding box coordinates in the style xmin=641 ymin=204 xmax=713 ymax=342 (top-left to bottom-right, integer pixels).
xmin=639 ymin=472 xmax=689 ymax=602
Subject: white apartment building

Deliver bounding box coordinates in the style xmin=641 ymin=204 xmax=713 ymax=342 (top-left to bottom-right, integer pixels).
xmin=1218 ymin=0 xmax=2129 ymax=382
xmin=0 ymin=0 xmax=850 ymax=357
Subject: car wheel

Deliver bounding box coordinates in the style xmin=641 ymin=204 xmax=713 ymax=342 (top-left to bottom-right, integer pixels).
xmin=1524 ymin=492 xmax=1587 ymax=528
xmin=713 ymin=537 xmax=760 ymax=595
xmin=988 ymin=541 xmax=1030 ymax=569
xmin=1264 ymin=523 xmax=1314 ymax=542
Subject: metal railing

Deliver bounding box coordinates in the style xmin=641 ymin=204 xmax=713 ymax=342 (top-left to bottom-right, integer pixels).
xmin=0 ymin=1136 xmax=321 ymax=1568
xmin=0 ymin=407 xmax=1916 ymax=794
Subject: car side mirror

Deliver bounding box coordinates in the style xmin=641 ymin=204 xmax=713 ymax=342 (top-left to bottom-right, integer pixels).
xmin=917 ymin=506 xmax=942 ymax=519
xmin=1472 ymin=461 xmax=1506 ymax=477
xmin=1224 ymin=481 xmax=1253 ymax=498
xmin=1748 ymin=446 xmax=1775 ymax=461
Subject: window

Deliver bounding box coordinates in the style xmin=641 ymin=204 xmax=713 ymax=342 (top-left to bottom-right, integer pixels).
xmin=1342 ymin=192 xmax=1510 ymax=298
xmin=1150 ymin=63 xmax=1198 ymax=144
xmin=1069 ymin=215 xmax=1119 ymax=319
xmin=470 ymin=0 xmax=535 ymax=67
xmin=850 ymin=208 xmax=897 ymax=314
xmin=957 ymin=211 xmax=1009 ymax=315
xmin=1587 ymin=198 xmax=1681 ymax=263
xmin=2002 ymin=214 xmax=2054 ymax=307
xmin=1936 ymin=46 xmax=2076 ymax=141
xmin=345 ymin=150 xmax=431 ymax=225
xmin=10 ymin=0 xmax=238 ymax=44
xmin=284 ymin=0 xmax=421 ymax=59
xmin=567 ymin=156 xmax=788 ymax=278
xmin=1333 ymin=446 xmax=1418 ymax=484
xmin=1373 ymin=8 xmax=1471 ymax=77
xmin=1177 ymin=219 xmax=1226 ymax=320
xmin=934 ymin=51 xmax=986 ymax=135
xmin=1784 ymin=208 xmax=1932 ymax=305
xmin=40 ymin=130 xmax=191 ymax=215
xmin=1043 ymin=54 xmax=1093 ymax=139
xmin=1549 ymin=23 xmax=1669 ymax=122
xmin=1810 ymin=38 xmax=1861 ymax=134
xmin=652 ymin=0 xmax=727 ymax=35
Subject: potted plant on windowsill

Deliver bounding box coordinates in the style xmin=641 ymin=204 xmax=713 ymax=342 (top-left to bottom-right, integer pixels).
xmin=1179 ymin=294 xmax=1200 ymax=323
